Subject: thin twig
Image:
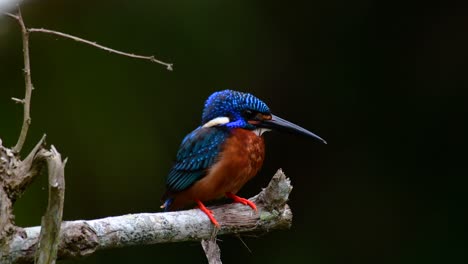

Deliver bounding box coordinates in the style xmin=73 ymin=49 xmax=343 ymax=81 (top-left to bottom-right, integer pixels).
xmin=28 ymin=28 xmax=173 ymax=71
xmin=3 ymin=12 xmax=19 ymax=20
xmin=11 ymin=8 xmax=33 ymax=154
xmin=11 ymin=97 xmax=25 ymax=104
xmin=237 ymin=235 xmax=252 ymax=253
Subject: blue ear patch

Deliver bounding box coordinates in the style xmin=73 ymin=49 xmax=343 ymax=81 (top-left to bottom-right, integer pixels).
xmin=165 ymin=126 xmax=230 ymax=192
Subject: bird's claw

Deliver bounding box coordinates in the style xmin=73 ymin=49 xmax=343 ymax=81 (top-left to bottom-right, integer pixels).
xmin=196 ymin=199 xmax=220 ymax=228
xmin=226 ymin=192 xmax=257 ymax=212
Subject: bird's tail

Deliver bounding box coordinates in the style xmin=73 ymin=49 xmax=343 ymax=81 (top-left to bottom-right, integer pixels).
xmin=160 ymin=197 xmax=174 ymax=212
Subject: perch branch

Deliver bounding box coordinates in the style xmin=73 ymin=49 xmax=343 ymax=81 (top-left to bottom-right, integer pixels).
xmin=27 ymin=28 xmax=173 ymax=71
xmin=2 ymin=170 xmax=292 ymax=263
xmin=35 ymin=146 xmax=66 ymax=264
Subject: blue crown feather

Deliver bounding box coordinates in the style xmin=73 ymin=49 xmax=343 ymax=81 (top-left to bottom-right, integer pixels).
xmin=201 ymin=90 xmax=270 ymax=124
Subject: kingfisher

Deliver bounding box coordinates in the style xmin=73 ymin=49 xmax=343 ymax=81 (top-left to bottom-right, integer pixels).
xmin=161 ymin=90 xmax=326 ymax=227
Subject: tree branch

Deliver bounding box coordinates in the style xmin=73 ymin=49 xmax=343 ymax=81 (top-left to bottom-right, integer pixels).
xmin=2 ymin=170 xmax=292 ymax=263
xmin=35 ymin=146 xmax=66 ymax=264
xmin=3 ymin=135 xmax=46 ymax=202
xmin=0 ymin=135 xmax=46 ymax=254
xmin=202 ymin=238 xmax=222 ymax=264
xmin=0 ymin=184 xmax=15 ymax=246
xmin=3 ymin=12 xmax=18 ymax=20
xmin=2 ymin=12 xmax=173 ymax=155
xmin=0 ymin=140 xmax=14 ymax=246
xmin=9 ymin=8 xmax=33 ymax=155
xmin=4 ymin=11 xmax=173 ymax=71
xmin=27 ymin=28 xmax=173 ymax=71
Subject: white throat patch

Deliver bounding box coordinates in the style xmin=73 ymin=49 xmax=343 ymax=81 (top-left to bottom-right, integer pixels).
xmin=202 ymin=117 xmax=230 ymax=128
xmin=253 ymin=128 xmax=271 ymax=136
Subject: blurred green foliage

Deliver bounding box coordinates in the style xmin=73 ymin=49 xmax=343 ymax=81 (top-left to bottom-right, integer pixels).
xmin=1 ymin=0 xmax=466 ymax=263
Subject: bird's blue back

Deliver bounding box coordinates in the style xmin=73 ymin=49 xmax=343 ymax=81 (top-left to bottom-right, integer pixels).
xmin=165 ymin=126 xmax=229 ymax=192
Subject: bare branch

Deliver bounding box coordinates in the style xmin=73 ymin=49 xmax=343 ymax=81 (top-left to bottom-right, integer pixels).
xmin=1 ymin=138 xmax=24 ymax=250
xmin=4 ymin=8 xmax=173 ymax=152
xmin=1 ymin=135 xmax=47 ymax=249
xmin=27 ymin=28 xmax=173 ymax=71
xmin=11 ymin=98 xmax=25 ymax=104
xmin=35 ymin=146 xmax=66 ymax=264
xmin=202 ymin=238 xmax=222 ymax=264
xmin=3 ymin=12 xmax=19 ymax=20
xmin=7 ymin=135 xmax=47 ymax=201
xmin=3 ymin=170 xmax=293 ymax=263
xmin=8 ymin=8 xmax=33 ymax=154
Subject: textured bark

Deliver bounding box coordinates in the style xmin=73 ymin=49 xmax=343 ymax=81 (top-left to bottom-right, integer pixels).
xmin=6 ymin=135 xmax=47 ymax=202
xmin=1 ymin=137 xmax=68 ymax=264
xmin=0 ymin=186 xmax=15 ymax=246
xmin=0 ymin=137 xmax=46 ymax=246
xmin=1 ymin=88 xmax=45 ymax=251
xmin=2 ymin=170 xmax=292 ymax=263
xmin=202 ymin=238 xmax=222 ymax=264
xmin=0 ymin=139 xmax=15 ymax=244
xmin=35 ymin=147 xmax=66 ymax=264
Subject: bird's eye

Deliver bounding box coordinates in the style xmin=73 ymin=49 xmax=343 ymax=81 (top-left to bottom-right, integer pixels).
xmin=242 ymin=109 xmax=256 ymax=119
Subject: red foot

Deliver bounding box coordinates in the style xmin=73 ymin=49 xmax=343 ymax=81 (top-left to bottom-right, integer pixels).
xmin=226 ymin=192 xmax=257 ymax=212
xmin=196 ymin=200 xmax=220 ymax=228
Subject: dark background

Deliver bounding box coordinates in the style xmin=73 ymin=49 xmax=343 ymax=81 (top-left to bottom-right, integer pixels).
xmin=1 ymin=0 xmax=467 ymax=263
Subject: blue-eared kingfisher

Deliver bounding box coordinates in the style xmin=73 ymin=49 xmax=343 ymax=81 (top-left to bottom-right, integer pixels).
xmin=161 ymin=90 xmax=326 ymax=227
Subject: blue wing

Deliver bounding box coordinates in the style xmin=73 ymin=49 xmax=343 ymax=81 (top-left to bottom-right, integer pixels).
xmin=165 ymin=126 xmax=229 ymax=193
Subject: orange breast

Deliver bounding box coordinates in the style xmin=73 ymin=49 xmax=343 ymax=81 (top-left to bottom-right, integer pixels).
xmin=171 ymin=128 xmax=265 ymax=209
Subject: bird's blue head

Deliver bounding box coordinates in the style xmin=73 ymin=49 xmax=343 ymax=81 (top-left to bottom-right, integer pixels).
xmin=202 ymin=90 xmax=270 ymax=129
xmin=201 ymin=90 xmax=327 ymax=143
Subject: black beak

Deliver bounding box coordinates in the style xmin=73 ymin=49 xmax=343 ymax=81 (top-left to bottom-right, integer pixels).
xmin=259 ymin=114 xmax=327 ymax=144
